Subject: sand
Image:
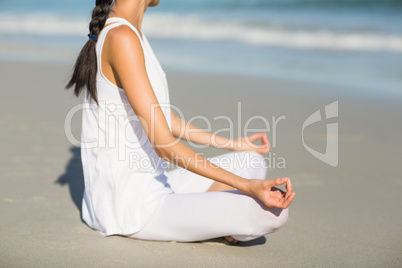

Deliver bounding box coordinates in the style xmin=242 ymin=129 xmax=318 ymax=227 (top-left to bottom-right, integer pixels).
xmin=0 ymin=61 xmax=401 ymax=267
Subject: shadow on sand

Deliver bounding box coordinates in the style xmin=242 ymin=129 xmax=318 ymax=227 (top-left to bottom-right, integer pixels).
xmin=56 ymin=146 xmax=84 ymax=218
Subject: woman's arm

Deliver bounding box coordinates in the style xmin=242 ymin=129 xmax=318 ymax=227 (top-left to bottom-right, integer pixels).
xmin=171 ymin=110 xmax=271 ymax=154
xmin=105 ymin=25 xmax=294 ymax=209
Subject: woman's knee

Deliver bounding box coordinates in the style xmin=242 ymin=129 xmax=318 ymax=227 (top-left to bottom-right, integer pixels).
xmin=249 ymin=199 xmax=289 ymax=235
xmin=210 ymin=151 xmax=267 ymax=178
xmin=268 ymin=207 xmax=289 ymax=233
xmin=232 ymin=203 xmax=289 ymax=242
xmin=234 ymin=150 xmax=267 ymax=180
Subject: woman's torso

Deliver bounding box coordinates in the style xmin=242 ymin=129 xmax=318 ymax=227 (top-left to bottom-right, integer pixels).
xmin=80 ymin=17 xmax=173 ymax=236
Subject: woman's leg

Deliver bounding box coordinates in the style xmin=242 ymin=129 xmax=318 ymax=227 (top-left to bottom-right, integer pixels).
xmin=129 ymin=190 xmax=289 ymax=242
xmin=128 ymin=151 xmax=288 ymax=242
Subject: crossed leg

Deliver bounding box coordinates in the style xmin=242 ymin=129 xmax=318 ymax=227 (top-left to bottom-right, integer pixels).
xmin=128 ymin=151 xmax=289 ymax=242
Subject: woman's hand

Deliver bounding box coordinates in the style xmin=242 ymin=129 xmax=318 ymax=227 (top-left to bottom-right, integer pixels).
xmin=231 ymin=133 xmax=270 ymax=154
xmin=244 ymin=177 xmax=295 ymax=209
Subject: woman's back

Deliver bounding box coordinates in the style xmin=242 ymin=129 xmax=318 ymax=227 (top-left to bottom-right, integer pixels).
xmin=80 ymin=17 xmax=173 ymax=236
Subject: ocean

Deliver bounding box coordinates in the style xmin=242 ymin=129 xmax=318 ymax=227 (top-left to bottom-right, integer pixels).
xmin=1 ymin=0 xmax=401 ymax=99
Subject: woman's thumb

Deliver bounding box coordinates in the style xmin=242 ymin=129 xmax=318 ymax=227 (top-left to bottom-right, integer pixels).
xmin=270 ymin=177 xmax=288 ymax=187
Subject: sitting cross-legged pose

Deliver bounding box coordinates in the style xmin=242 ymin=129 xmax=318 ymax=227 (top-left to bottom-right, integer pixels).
xmin=66 ymin=0 xmax=295 ymax=244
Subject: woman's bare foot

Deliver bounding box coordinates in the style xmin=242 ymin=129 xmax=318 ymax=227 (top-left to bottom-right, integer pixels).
xmin=224 ymin=236 xmax=238 ymax=245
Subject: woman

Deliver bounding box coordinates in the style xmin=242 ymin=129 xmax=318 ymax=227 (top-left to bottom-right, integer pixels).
xmin=66 ymin=0 xmax=295 ymax=243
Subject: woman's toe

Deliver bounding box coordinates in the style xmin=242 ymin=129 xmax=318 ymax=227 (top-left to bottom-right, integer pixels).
xmin=224 ymin=236 xmax=238 ymax=245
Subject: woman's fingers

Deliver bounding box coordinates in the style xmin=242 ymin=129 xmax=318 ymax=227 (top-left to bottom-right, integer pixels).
xmin=270 ymin=177 xmax=289 ymax=187
xmin=248 ymin=133 xmax=262 ymax=142
xmin=271 ymin=186 xmax=285 ymax=195
xmin=285 ymin=179 xmax=293 ymax=200
xmin=249 ymin=133 xmax=270 ymax=150
xmin=251 ymin=133 xmax=268 ymax=144
xmin=268 ymin=177 xmax=293 ymax=203
xmin=270 ymin=191 xmax=295 ymax=209
xmin=283 ymin=192 xmax=296 ymax=209
xmin=261 ymin=133 xmax=270 ymax=147
xmin=257 ymin=146 xmax=269 ymax=154
xmin=270 ymin=190 xmax=285 ymax=203
xmin=258 ymin=134 xmax=270 ymax=151
xmin=250 ymin=178 xmax=295 ymax=209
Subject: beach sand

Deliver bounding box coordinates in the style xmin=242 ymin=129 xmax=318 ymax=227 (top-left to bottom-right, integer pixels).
xmin=1 ymin=61 xmax=401 ymax=267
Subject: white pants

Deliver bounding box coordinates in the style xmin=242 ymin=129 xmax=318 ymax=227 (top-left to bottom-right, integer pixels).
xmin=129 ymin=151 xmax=289 ymax=242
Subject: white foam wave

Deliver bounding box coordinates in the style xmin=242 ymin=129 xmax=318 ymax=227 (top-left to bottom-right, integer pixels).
xmin=0 ymin=14 xmax=88 ymax=36
xmin=1 ymin=13 xmax=402 ymax=52
xmin=143 ymin=14 xmax=402 ymax=52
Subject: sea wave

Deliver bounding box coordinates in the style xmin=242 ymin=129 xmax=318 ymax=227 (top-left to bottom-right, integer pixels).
xmin=163 ymin=0 xmax=402 ymax=9
xmin=0 ymin=14 xmax=88 ymax=36
xmin=1 ymin=13 xmax=402 ymax=52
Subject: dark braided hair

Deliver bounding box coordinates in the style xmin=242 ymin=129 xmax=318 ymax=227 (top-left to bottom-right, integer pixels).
xmin=66 ymin=0 xmax=114 ymax=105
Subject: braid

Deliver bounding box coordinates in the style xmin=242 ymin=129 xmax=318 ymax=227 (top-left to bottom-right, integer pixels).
xmin=66 ymin=0 xmax=113 ymax=106
xmin=90 ymin=0 xmax=113 ymax=35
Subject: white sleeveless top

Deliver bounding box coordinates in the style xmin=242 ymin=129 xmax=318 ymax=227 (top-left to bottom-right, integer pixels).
xmin=81 ymin=17 xmax=173 ymax=236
